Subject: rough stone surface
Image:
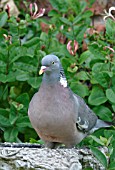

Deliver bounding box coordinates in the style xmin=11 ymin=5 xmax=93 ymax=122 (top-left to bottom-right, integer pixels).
xmin=0 ymin=143 xmax=106 ymax=170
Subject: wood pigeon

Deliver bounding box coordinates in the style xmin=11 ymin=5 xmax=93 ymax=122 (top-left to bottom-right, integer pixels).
xmin=28 ymin=54 xmax=110 ymax=148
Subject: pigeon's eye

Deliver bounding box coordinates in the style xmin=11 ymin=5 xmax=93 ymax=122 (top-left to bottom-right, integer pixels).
xmin=52 ymin=61 xmax=55 ymax=64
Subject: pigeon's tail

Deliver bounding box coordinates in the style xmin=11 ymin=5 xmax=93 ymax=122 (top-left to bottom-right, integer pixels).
xmin=89 ymin=119 xmax=112 ymax=133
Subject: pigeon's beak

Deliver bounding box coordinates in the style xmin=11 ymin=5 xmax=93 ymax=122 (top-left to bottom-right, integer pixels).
xmin=39 ymin=66 xmax=47 ymax=75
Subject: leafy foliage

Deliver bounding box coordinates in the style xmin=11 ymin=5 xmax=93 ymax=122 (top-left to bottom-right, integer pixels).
xmin=90 ymin=146 xmax=108 ymax=168
xmin=0 ymin=0 xmax=115 ymax=168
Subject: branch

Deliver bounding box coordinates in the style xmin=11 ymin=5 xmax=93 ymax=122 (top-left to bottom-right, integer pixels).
xmin=0 ymin=143 xmax=106 ymax=170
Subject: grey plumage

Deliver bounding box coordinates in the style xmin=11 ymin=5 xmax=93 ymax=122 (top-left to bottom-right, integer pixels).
xmin=28 ymin=54 xmax=110 ymax=148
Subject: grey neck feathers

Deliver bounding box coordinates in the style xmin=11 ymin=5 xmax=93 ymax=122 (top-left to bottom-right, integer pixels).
xmin=42 ymin=71 xmax=60 ymax=85
xmin=42 ymin=64 xmax=67 ymax=86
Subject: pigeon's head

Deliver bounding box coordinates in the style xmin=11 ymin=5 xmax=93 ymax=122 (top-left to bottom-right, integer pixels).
xmin=39 ymin=54 xmax=67 ymax=87
xmin=39 ymin=54 xmax=61 ymax=75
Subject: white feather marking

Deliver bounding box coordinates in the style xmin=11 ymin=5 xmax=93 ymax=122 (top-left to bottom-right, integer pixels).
xmin=80 ymin=120 xmax=89 ymax=129
xmin=60 ymin=75 xmax=67 ymax=87
xmin=77 ymin=117 xmax=89 ymax=130
xmin=77 ymin=117 xmax=81 ymax=123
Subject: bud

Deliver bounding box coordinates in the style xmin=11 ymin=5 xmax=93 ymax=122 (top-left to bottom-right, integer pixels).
xmin=67 ymin=40 xmax=78 ymax=56
xmin=3 ymin=34 xmax=12 ymax=44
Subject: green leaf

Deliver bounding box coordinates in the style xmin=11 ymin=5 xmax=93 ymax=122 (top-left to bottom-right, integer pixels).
xmin=23 ymin=37 xmax=40 ymax=47
xmin=0 ymin=85 xmax=8 ymax=100
xmin=37 ymin=139 xmax=44 ymax=145
xmin=49 ymin=0 xmax=68 ymax=12
xmin=0 ymin=11 xmax=8 ymax=27
xmin=0 ymin=60 xmax=6 ymax=73
xmin=0 ymin=109 xmax=10 ymax=127
xmin=92 ymin=63 xmax=109 ymax=73
xmin=48 ymin=10 xmax=59 ymax=17
xmin=30 ymin=138 xmax=44 ymax=145
xmin=104 ymin=130 xmax=115 ymax=141
xmin=61 ymin=57 xmax=72 ymax=70
xmin=90 ymin=146 xmax=108 ymax=168
xmin=108 ymin=145 xmax=114 ymax=158
xmin=16 ymin=116 xmax=32 ymax=128
xmin=105 ymin=71 xmax=113 ymax=78
xmin=90 ymin=135 xmax=104 ymax=145
xmin=112 ymin=76 xmax=115 ymax=86
xmin=93 ymin=72 xmax=109 ymax=88
xmin=16 ymin=72 xmax=29 ymax=81
xmin=0 ymin=74 xmax=7 ymax=83
xmin=50 ymin=0 xmax=60 ymax=10
xmin=92 ymin=63 xmax=111 ymax=87
xmin=82 ymin=10 xmax=93 ymax=18
xmin=106 ymin=89 xmax=115 ymax=104
xmin=60 ymin=17 xmax=72 ymax=26
xmin=9 ymin=54 xmax=22 ymax=64
xmin=9 ymin=46 xmax=27 ymax=62
xmin=16 ymin=93 xmax=29 ymax=107
xmin=112 ymin=104 xmax=115 ymax=112
xmin=77 ymin=71 xmax=90 ymax=80
xmin=0 ymin=73 xmax=16 ymax=83
xmin=9 ymin=105 xmax=18 ymax=125
xmin=89 ymin=44 xmax=105 ymax=60
xmin=108 ymin=161 xmax=115 ymax=170
xmin=100 ymin=136 xmax=108 ymax=144
xmin=4 ymin=127 xmax=18 ymax=142
xmin=76 ymin=24 xmax=88 ymax=43
xmin=93 ymin=105 xmax=112 ymax=122
xmin=73 ymin=14 xmax=82 ymax=25
xmin=13 ymin=62 xmax=37 ymax=73
xmin=110 ymin=148 xmax=115 ymax=165
xmin=88 ymin=86 xmax=107 ymax=106
xmin=28 ymin=77 xmax=42 ymax=89
xmin=79 ymin=50 xmax=91 ymax=64
xmin=70 ymin=82 xmax=89 ymax=97
xmin=106 ymin=135 xmax=113 ymax=147
xmin=9 ymin=22 xmax=18 ymax=36
xmin=73 ymin=10 xmax=92 ymax=24
xmin=0 ymin=108 xmax=9 ymax=116
xmin=106 ymin=18 xmax=115 ymax=40
xmin=40 ymin=32 xmax=48 ymax=43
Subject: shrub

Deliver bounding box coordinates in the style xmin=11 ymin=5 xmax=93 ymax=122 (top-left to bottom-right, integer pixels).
xmin=0 ymin=1 xmax=115 ymax=168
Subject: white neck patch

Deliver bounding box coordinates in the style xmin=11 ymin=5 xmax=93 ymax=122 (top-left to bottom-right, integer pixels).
xmin=59 ymin=75 xmax=67 ymax=87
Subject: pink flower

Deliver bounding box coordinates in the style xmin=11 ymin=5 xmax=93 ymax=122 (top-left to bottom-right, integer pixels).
xmin=29 ymin=3 xmax=45 ymax=20
xmin=67 ymin=40 xmax=78 ymax=56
